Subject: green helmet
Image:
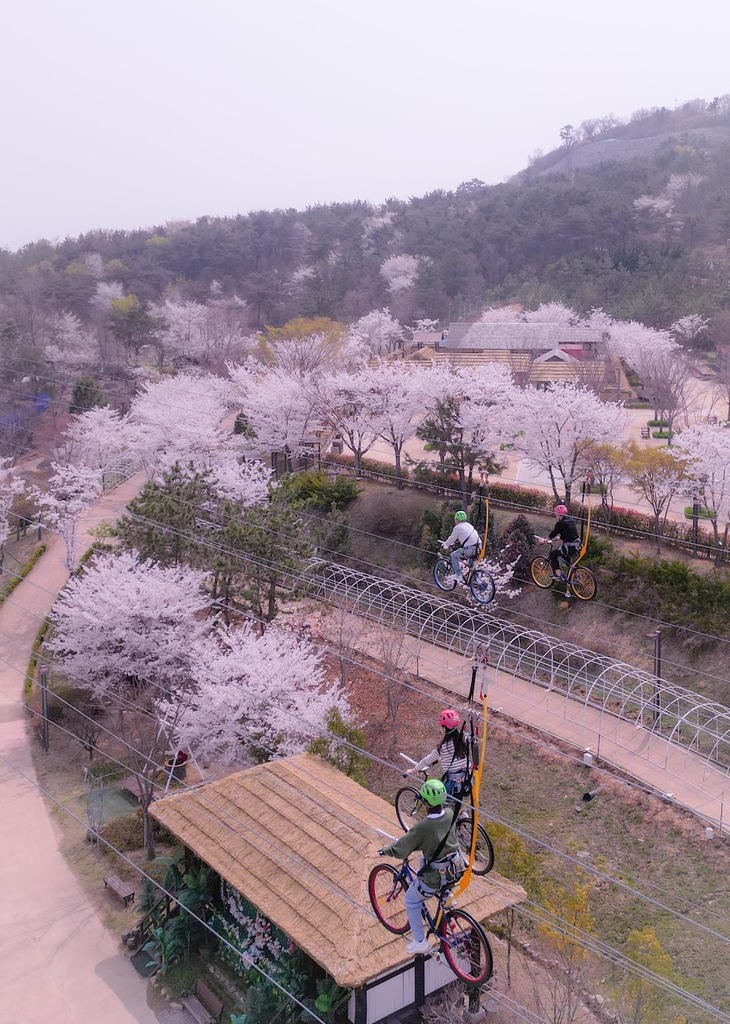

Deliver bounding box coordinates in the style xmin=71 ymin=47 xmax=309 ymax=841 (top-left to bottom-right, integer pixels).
xmin=420 ymin=778 xmax=448 ymax=806
xmin=454 ymin=510 xmax=468 ymax=523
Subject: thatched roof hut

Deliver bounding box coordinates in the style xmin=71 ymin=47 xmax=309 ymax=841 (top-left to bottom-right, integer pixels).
xmin=150 ymin=753 xmax=524 ymax=1003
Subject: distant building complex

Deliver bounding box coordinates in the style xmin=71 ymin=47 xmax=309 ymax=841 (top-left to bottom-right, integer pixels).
xmin=410 ymin=323 xmax=631 ymax=401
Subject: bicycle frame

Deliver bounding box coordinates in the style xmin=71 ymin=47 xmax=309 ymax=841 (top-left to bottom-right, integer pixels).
xmin=396 ymin=859 xmax=449 ymax=935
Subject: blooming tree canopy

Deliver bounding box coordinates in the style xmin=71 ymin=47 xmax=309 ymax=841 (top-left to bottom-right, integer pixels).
xmin=347 ymin=308 xmax=403 ymax=357
xmin=317 ymin=370 xmax=386 ymax=477
xmin=45 ymin=312 xmax=97 ymax=371
xmin=174 ymin=623 xmax=351 ymax=762
xmin=0 ymin=460 xmax=23 ymax=570
xmin=674 ymin=423 xmax=730 ymax=556
xmin=507 ymin=381 xmax=627 ymax=504
xmin=358 ymin=363 xmax=427 ymax=487
xmin=128 ymin=372 xmax=233 ymax=472
xmin=60 ymin=406 xmax=131 ymax=470
xmin=48 ymin=550 xmax=210 ymax=698
xmin=229 ymin=365 xmax=319 ymax=468
xmin=33 ymin=462 xmax=102 ymax=568
xmin=380 ymin=255 xmax=419 ymax=295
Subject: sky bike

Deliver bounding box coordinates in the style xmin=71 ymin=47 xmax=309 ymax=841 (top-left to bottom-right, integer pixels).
xmin=433 ymin=553 xmax=496 ymax=605
xmin=433 ymin=498 xmax=496 ymax=605
xmin=395 ymin=757 xmax=494 ymax=876
xmin=530 ymin=496 xmax=597 ymax=601
xmin=530 ymin=541 xmax=597 ymax=601
xmin=368 ymin=855 xmax=493 ymax=985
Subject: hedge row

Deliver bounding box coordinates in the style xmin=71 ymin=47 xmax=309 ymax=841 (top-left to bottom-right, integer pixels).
xmin=324 ymin=452 xmax=410 ymax=479
xmin=0 ymin=544 xmax=47 ymax=610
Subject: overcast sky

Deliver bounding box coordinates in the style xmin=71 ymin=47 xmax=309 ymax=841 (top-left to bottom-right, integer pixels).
xmin=1 ymin=0 xmax=729 ymax=252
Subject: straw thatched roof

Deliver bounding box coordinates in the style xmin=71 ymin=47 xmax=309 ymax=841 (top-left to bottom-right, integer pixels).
xmin=150 ymin=753 xmax=524 ymax=989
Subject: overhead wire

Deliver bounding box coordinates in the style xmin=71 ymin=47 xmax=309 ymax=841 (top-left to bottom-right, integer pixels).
xmin=6 ymin=550 xmax=730 ymax=953
xmin=0 ymin=749 xmax=329 ymax=1024
xmin=6 ymin=562 xmax=730 ymax=1021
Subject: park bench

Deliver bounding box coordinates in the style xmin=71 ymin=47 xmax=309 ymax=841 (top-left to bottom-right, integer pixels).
xmin=103 ymin=873 xmax=135 ymax=907
xmin=640 ymin=426 xmax=650 ymax=439
xmin=182 ymin=979 xmax=223 ymax=1024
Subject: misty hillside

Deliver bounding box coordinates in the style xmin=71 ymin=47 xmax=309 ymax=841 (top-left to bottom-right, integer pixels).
xmin=2 ymin=96 xmax=730 ymax=338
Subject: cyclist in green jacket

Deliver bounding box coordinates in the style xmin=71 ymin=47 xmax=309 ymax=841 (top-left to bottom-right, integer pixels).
xmin=379 ymin=779 xmax=464 ymax=954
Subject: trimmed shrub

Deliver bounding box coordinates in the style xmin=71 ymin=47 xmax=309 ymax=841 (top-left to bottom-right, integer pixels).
xmin=500 ymin=514 xmax=536 ymax=584
xmin=98 ymin=811 xmax=175 ymax=852
xmin=488 ymin=482 xmax=551 ymax=509
xmin=282 ymin=470 xmax=361 ymax=510
xmin=324 ymin=452 xmax=409 ymax=480
xmin=647 ymin=419 xmax=669 ymax=428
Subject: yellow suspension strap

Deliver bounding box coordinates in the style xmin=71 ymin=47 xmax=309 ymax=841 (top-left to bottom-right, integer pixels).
xmin=478 ymin=497 xmax=489 ymax=562
xmin=573 ymin=485 xmax=592 ymax=568
xmin=453 ymin=643 xmax=489 ymax=898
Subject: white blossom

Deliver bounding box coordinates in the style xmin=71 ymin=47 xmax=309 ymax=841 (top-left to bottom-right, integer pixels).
xmin=32 ymin=462 xmax=102 ymax=568
xmin=174 ymin=622 xmax=351 ymax=762
xmin=47 ymin=550 xmax=210 ymax=699
xmin=380 ymin=254 xmax=419 ymax=295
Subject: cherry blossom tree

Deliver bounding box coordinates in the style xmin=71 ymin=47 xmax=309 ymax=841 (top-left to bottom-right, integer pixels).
xmin=317 ymin=370 xmax=385 ymax=478
xmin=623 ymin=442 xmax=685 ymax=553
xmin=32 ymin=462 xmax=102 ymax=568
xmin=671 ymin=314 xmax=709 ymax=349
xmin=45 ymin=312 xmax=97 ymax=372
xmin=128 ymin=372 xmax=233 ymax=473
xmin=174 ymin=622 xmax=351 ymax=763
xmin=229 ymin=365 xmax=320 ymax=472
xmin=207 ymin=451 xmax=272 ymax=506
xmin=507 ymin=382 xmax=627 ymax=504
xmin=0 ymin=460 xmax=23 ymax=573
xmin=347 ymin=308 xmax=403 ymax=357
xmin=362 ymin=363 xmax=427 ymax=487
xmin=522 ymin=302 xmax=578 ymax=325
xmin=674 ymin=423 xmax=730 ymax=562
xmin=417 ymin=364 xmax=514 ymax=500
xmin=47 ymin=551 xmax=210 ymax=857
xmin=479 ymin=305 xmax=522 ymax=324
xmin=60 ymin=406 xmax=131 ymax=470
xmin=153 ymin=298 xmax=254 ymax=368
xmin=380 ymin=255 xmax=419 ymax=295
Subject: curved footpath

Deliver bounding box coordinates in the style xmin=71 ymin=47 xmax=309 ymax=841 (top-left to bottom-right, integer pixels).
xmin=0 ymin=473 xmax=159 ymax=1024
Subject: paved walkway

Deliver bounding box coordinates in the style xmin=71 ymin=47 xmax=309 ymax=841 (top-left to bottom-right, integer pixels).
xmin=331 ymin=612 xmax=730 ymax=835
xmin=0 ymin=473 xmax=160 ymax=1024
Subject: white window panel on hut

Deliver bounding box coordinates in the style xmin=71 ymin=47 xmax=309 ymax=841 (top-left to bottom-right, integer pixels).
xmin=424 ymin=954 xmax=457 ymax=995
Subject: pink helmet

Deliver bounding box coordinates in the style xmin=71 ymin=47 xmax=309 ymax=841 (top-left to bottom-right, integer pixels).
xmin=554 ymin=504 xmax=568 ymax=516
xmin=438 ymin=709 xmax=460 ymax=729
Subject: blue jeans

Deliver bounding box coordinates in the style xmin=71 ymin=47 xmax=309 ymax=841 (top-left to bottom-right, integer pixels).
xmin=450 ymin=545 xmax=478 ymax=579
xmin=405 ymin=875 xmax=438 ymax=941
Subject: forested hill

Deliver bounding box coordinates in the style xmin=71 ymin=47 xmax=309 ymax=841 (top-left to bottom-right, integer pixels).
xmin=3 ymin=98 xmax=730 ymax=336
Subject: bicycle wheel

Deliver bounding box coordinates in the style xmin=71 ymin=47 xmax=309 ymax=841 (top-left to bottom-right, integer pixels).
xmin=568 ymin=566 xmax=597 ymax=601
xmin=455 ymin=820 xmax=495 ymax=876
xmin=395 ymin=787 xmax=428 ymax=831
xmin=530 ymin=556 xmax=553 ymax=589
xmin=468 ymin=567 xmax=496 ymax=605
xmin=440 ymin=909 xmax=493 ymax=985
xmin=433 ymin=558 xmax=457 ymax=592
xmin=368 ymin=864 xmax=410 ymax=934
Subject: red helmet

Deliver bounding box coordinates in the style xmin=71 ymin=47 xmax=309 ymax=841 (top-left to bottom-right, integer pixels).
xmin=438 ymin=709 xmax=460 ymax=729
xmin=554 ymin=504 xmax=568 ymax=516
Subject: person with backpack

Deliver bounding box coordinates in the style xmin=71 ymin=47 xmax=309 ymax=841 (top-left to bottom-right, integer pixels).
xmin=379 ymin=779 xmax=464 ymax=954
xmin=406 ymin=709 xmax=469 ymax=798
xmin=537 ymin=504 xmax=580 ymax=581
xmin=441 ymin=510 xmax=481 ymax=585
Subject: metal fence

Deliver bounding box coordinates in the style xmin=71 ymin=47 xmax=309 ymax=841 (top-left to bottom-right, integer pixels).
xmin=307 ymin=562 xmax=730 ymax=778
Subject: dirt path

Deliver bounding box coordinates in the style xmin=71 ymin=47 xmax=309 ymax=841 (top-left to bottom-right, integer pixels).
xmin=0 ymin=473 xmax=161 ymax=1024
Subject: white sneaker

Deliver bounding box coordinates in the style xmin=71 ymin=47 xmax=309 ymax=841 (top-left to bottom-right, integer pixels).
xmin=405 ymin=938 xmax=432 ymax=955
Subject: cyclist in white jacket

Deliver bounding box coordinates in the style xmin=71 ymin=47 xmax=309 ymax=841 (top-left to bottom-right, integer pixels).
xmin=441 ymin=511 xmax=481 ymax=582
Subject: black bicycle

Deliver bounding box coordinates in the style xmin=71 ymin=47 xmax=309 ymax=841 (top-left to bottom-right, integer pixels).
xmin=433 ymin=553 xmax=496 ymax=605
xmin=368 ymin=857 xmax=493 ymax=985
xmin=394 ymin=768 xmax=494 ymax=876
